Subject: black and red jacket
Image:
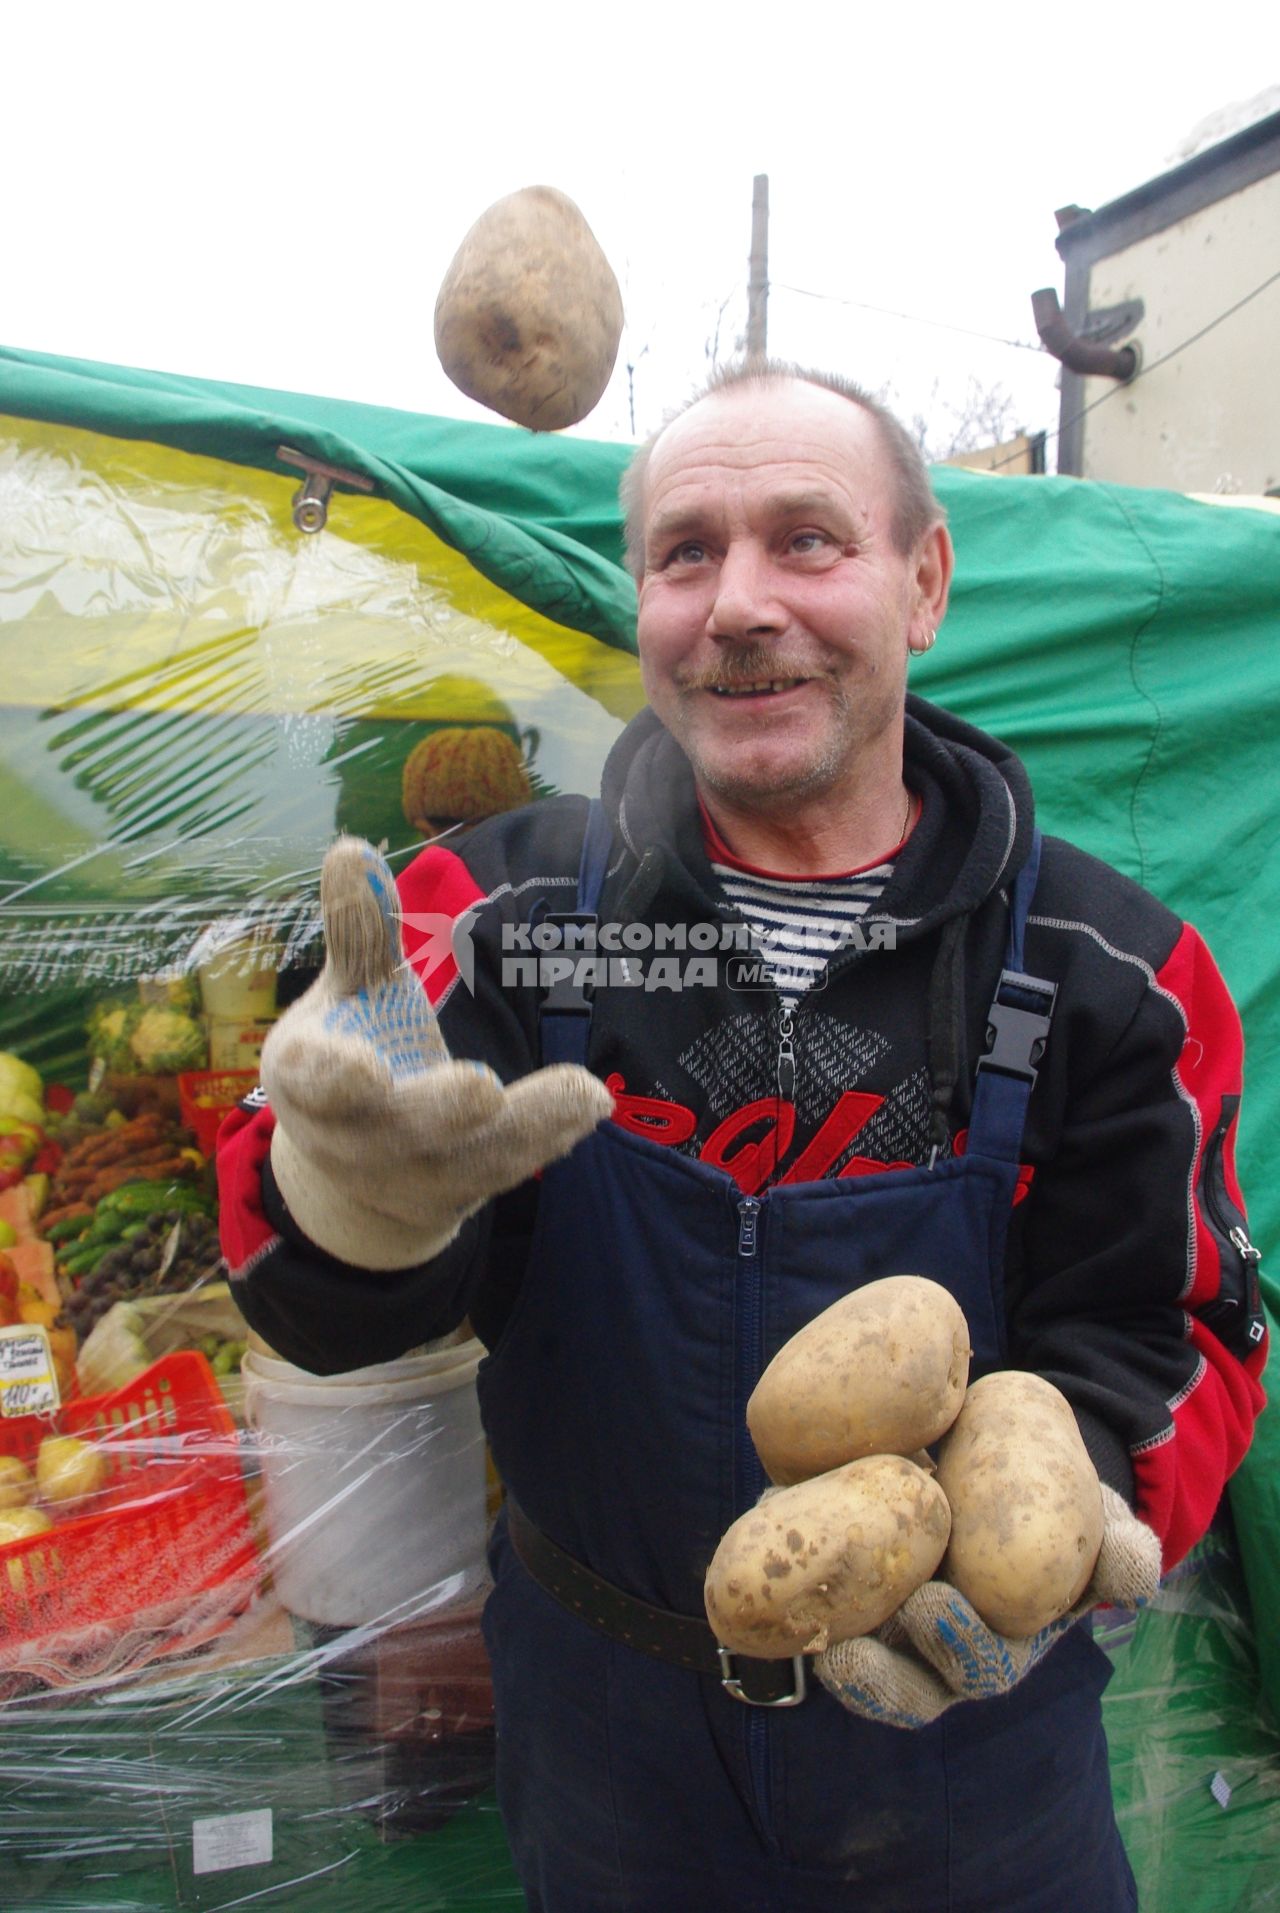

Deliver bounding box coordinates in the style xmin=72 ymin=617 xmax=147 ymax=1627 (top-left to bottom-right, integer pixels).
xmin=222 ymin=695 xmax=1267 ymax=1570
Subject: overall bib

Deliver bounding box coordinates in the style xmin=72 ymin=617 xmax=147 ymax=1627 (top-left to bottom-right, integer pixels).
xmin=479 ymin=812 xmax=1136 ymax=1913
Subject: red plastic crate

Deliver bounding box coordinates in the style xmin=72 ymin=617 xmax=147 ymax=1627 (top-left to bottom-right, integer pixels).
xmin=0 ymin=1352 xmax=258 ymax=1648
xmin=178 ymin=1068 xmax=259 ymax=1154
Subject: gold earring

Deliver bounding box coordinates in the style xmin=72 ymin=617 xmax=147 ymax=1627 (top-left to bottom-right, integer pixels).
xmin=912 ymin=628 xmax=936 ymax=654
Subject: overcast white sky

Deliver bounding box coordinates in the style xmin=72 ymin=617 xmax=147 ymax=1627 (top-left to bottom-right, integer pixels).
xmin=4 ymin=4 xmax=1276 ymax=462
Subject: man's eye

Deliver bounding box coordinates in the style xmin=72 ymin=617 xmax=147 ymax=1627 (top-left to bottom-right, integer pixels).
xmin=668 ymin=541 xmax=708 ymax=566
xmin=789 ymin=530 xmax=828 ymax=554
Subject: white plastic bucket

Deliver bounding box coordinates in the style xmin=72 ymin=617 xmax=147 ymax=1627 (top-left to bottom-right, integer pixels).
xmin=197 ymin=938 xmax=281 ymax=1019
xmin=242 ymin=1341 xmax=487 ymax=1627
xmin=244 ymin=1331 xmax=472 ymax=1391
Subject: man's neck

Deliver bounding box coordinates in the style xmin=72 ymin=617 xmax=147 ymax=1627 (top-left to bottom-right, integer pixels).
xmin=699 ymin=771 xmax=915 ymax=878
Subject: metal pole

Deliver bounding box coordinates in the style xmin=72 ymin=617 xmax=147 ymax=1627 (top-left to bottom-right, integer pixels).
xmin=747 ymin=174 xmax=769 ymax=362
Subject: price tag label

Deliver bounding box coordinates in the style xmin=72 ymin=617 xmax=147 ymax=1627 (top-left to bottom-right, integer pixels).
xmin=192 ymin=1807 xmax=273 ymax=1875
xmin=0 ymin=1325 xmax=60 ymax=1418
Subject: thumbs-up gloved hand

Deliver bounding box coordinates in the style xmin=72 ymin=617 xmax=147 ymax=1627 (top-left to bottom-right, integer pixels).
xmin=261 ymin=835 xmax=614 ymax=1269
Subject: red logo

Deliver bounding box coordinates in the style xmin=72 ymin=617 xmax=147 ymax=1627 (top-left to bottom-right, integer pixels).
xmin=604 ymin=1076 xmax=1034 ymax=1201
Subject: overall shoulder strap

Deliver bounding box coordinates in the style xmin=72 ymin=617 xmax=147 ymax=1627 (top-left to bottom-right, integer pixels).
xmin=963 ymin=830 xmax=1057 ymax=1163
xmin=576 ymin=797 xmax=613 ymax=917
xmin=538 ymin=800 xmax=611 ymax=1066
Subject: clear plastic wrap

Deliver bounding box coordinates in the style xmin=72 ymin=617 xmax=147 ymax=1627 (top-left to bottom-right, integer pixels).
xmin=2 ymin=354 xmax=1278 ymax=1908
xmin=0 ymin=403 xmax=612 ymax=1906
xmin=1098 ymin=1518 xmax=1280 ymax=1911
xmin=3 ymin=1374 xmax=1276 ymax=1913
xmin=0 ymin=1348 xmax=520 ymax=1910
xmin=0 ymin=409 xmax=641 ymax=1088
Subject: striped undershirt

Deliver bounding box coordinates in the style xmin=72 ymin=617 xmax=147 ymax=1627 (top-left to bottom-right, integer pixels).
xmin=704 ymin=800 xmax=916 ymax=1006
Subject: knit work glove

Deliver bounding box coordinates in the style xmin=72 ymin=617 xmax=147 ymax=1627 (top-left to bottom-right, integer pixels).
xmin=261 ymin=835 xmax=614 ymax=1269
xmin=816 ymin=1483 xmax=1162 ymax=1730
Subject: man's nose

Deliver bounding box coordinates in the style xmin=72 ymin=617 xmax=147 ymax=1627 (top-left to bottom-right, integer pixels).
xmin=706 ymin=544 xmax=785 ymax=641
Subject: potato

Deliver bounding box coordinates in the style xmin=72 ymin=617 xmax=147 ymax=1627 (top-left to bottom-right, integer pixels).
xmin=0 ymin=1504 xmax=54 ymax=1596
xmin=0 ymin=1455 xmax=35 ymax=1510
xmin=0 ymin=1505 xmax=52 ymax=1545
xmin=747 ymin=1276 xmax=971 ymax=1486
xmin=434 ymin=185 xmax=624 ymax=431
xmin=36 ymin=1434 xmax=107 ymax=1505
xmin=936 ymin=1371 xmax=1103 ymax=1638
xmin=704 ymin=1454 xmax=951 ymax=1659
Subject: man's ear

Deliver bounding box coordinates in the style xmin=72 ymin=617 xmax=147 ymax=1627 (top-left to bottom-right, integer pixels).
xmin=915 ymin=522 xmax=954 ymax=629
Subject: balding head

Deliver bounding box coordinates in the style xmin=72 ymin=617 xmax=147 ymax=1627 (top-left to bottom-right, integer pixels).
xmin=620 ymin=360 xmax=944 ymax=579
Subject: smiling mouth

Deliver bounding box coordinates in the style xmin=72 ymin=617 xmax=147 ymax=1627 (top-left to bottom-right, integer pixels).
xmin=707 ymin=678 xmax=807 ymax=698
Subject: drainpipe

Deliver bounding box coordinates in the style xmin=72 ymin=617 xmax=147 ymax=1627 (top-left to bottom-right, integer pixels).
xmin=1031 ymin=289 xmax=1140 ymax=381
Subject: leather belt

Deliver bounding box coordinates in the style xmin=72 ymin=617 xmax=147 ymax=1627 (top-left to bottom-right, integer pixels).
xmin=505 ymin=1499 xmax=807 ymax=1707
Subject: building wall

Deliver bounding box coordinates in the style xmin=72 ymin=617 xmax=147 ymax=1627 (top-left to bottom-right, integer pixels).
xmin=1076 ymin=168 xmax=1280 ymax=495
xmin=942 ymin=432 xmax=1046 ymax=475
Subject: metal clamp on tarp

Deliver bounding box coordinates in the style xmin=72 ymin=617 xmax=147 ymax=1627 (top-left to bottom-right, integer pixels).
xmin=977 ymin=970 xmax=1058 ymax=1084
xmin=277 ymin=446 xmax=375 ymax=533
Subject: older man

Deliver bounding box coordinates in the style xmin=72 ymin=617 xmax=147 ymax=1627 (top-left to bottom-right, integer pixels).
xmin=221 ymin=363 xmax=1266 ymax=1912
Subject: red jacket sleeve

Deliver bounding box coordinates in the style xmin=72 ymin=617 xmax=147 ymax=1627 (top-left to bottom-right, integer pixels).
xmin=1131 ymin=925 xmax=1267 ymax=1564
xmin=217 ymin=1097 xmax=279 ymax=1280
xmin=1013 ymin=919 xmax=1266 ymax=1571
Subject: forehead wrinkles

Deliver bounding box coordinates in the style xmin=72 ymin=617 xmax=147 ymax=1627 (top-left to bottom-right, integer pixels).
xmin=645 ymin=396 xmax=883 ymax=537
xmin=651 ymin=381 xmax=879 ymax=475
xmin=644 ymin=455 xmax=872 ymax=551
xmin=649 ymin=418 xmax=866 ymax=486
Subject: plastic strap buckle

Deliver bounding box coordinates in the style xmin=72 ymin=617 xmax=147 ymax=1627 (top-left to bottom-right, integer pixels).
xmin=977 ymin=970 xmax=1058 ymax=1084
xmin=538 ymin=912 xmax=600 ymax=1017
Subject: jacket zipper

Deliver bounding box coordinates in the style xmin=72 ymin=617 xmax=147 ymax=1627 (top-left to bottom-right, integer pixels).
xmin=734 ymin=1191 xmax=775 ymax=1821
xmin=776 ymin=1000 xmax=797 ymax=1103
xmin=737 ymin=1194 xmax=762 ymax=1259
xmin=1198 ymin=1098 xmax=1266 ymax=1354
xmin=735 ymin=1195 xmax=766 ymax=1500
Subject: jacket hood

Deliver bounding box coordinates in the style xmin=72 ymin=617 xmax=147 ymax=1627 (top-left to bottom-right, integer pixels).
xmin=600 ymin=695 xmax=1036 ymax=942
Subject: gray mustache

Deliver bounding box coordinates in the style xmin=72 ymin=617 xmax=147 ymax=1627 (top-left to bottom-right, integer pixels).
xmin=681 ymin=650 xmax=815 ymax=691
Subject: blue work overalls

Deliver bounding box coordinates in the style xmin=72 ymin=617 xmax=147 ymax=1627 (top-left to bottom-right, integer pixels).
xmin=479 ymin=810 xmax=1136 ymax=1913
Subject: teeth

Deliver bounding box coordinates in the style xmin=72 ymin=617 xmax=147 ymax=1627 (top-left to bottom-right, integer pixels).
xmin=711 ymin=679 xmax=802 ymax=697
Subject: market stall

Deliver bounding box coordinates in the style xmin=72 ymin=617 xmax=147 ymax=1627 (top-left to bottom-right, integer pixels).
xmin=0 ymin=342 xmax=1277 ymax=1908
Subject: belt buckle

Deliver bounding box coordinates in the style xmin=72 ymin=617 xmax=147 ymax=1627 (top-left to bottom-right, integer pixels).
xmin=717 ymin=1647 xmax=807 ymax=1707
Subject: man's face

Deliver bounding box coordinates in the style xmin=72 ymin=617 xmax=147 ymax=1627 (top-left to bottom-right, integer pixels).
xmin=635 ymin=380 xmax=949 ymax=812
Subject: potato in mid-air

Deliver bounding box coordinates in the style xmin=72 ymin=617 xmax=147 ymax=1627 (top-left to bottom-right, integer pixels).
xmin=434 ymin=185 xmax=624 ymax=431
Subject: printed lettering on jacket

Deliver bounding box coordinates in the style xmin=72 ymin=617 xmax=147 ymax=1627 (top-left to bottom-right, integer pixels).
xmin=603 ymin=1009 xmax=1035 ymax=1199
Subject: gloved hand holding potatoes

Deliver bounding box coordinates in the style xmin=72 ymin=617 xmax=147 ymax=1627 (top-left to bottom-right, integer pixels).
xmin=703 ymin=1277 xmax=1163 ymax=1728
xmin=818 ymin=1370 xmax=1163 ymax=1729
xmin=261 ymin=834 xmax=613 ymax=1270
